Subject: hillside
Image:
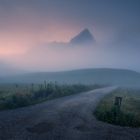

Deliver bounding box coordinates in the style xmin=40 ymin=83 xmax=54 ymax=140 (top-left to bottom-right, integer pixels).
xmin=1 ymin=68 xmax=140 ymax=87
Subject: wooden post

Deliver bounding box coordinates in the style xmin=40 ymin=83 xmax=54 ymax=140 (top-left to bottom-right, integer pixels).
xmin=15 ymin=84 xmax=18 ymax=93
xmin=44 ymin=80 xmax=47 ymax=89
xmin=114 ymin=96 xmax=123 ymax=119
xmin=31 ymin=83 xmax=34 ymax=92
xmin=114 ymin=96 xmax=122 ymax=108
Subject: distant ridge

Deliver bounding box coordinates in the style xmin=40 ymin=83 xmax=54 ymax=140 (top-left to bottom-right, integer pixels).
xmin=1 ymin=68 xmax=140 ymax=87
xmin=70 ymin=29 xmax=95 ymax=45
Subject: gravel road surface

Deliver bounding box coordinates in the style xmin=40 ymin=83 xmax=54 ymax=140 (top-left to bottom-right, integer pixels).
xmin=0 ymin=86 xmax=140 ymax=140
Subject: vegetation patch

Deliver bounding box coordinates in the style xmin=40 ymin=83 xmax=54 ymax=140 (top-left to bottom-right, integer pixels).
xmin=94 ymin=88 xmax=140 ymax=127
xmin=0 ymin=82 xmax=102 ymax=110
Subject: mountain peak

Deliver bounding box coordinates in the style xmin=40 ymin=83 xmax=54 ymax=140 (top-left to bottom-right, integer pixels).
xmin=81 ymin=28 xmax=91 ymax=34
xmin=70 ymin=28 xmax=95 ymax=45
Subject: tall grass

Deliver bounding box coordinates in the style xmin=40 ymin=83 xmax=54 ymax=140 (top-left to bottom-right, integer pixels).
xmin=0 ymin=82 xmax=102 ymax=110
xmin=94 ymin=88 xmax=140 ymax=127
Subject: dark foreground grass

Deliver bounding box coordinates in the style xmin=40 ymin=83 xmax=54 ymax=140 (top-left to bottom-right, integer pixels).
xmin=94 ymin=88 xmax=140 ymax=127
xmin=0 ymin=83 xmax=102 ymax=110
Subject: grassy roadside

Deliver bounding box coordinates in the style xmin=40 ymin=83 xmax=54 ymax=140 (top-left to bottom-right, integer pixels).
xmin=94 ymin=88 xmax=140 ymax=127
xmin=0 ymin=83 xmax=102 ymax=110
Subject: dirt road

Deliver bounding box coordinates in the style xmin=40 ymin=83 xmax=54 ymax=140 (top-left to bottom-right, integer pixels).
xmin=0 ymin=86 xmax=140 ymax=140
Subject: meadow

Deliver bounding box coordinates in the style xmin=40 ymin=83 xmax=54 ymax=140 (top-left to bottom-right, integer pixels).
xmin=95 ymin=88 xmax=140 ymax=127
xmin=0 ymin=82 xmax=101 ymax=110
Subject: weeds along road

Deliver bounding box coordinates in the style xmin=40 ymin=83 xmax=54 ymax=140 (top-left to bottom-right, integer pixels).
xmin=0 ymin=86 xmax=140 ymax=140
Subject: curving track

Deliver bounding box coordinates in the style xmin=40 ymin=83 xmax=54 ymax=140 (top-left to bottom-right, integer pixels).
xmin=0 ymin=86 xmax=140 ymax=140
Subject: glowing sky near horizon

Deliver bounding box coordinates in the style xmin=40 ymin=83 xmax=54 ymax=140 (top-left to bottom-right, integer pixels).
xmin=0 ymin=0 xmax=140 ymax=73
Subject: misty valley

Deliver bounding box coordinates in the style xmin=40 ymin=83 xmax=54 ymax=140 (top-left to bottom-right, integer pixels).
xmin=0 ymin=0 xmax=140 ymax=140
xmin=0 ymin=68 xmax=140 ymax=140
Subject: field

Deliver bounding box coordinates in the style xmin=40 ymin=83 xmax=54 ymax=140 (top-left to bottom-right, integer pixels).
xmin=95 ymin=88 xmax=140 ymax=127
xmin=0 ymin=82 xmax=102 ymax=110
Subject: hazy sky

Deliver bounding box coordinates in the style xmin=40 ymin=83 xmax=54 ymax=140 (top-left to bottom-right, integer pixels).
xmin=0 ymin=0 xmax=140 ymax=73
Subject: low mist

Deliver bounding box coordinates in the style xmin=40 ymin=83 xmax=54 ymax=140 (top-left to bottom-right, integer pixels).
xmin=0 ymin=40 xmax=140 ymax=76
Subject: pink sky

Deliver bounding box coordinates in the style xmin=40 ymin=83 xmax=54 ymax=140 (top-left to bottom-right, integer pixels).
xmin=0 ymin=0 xmax=139 ymax=72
